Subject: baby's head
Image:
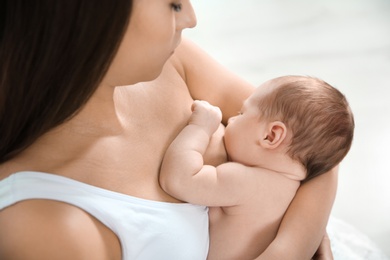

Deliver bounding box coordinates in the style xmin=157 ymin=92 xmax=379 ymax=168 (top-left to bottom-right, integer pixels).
xmin=253 ymin=75 xmax=354 ymax=181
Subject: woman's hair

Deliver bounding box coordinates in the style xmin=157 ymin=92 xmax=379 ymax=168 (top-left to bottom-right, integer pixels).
xmin=0 ymin=0 xmax=133 ymax=163
xmin=257 ymin=76 xmax=355 ymax=182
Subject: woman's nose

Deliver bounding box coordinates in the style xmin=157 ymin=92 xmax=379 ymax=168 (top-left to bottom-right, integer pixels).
xmin=177 ymin=1 xmax=197 ymax=30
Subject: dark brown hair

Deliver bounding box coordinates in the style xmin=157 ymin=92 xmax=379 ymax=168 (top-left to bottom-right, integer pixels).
xmin=0 ymin=1 xmax=133 ymax=163
xmin=257 ymin=76 xmax=355 ymax=182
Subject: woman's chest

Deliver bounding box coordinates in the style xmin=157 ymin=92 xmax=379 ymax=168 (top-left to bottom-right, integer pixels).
xmin=68 ymin=90 xmax=192 ymax=202
xmin=72 ymin=76 xmax=194 ymax=200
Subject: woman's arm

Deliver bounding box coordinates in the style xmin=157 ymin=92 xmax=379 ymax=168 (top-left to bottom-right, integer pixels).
xmin=175 ymin=38 xmax=336 ymax=259
xmin=312 ymin=233 xmax=334 ymax=260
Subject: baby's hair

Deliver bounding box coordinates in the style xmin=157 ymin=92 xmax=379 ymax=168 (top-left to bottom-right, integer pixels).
xmin=256 ymin=76 xmax=354 ymax=181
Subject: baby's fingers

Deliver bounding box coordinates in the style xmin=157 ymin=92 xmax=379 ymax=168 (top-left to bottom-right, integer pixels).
xmin=192 ymin=100 xmax=222 ymax=119
xmin=190 ymin=100 xmax=222 ymax=134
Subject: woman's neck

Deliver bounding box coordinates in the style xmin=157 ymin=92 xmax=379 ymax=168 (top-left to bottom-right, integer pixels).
xmin=65 ymin=85 xmax=126 ymax=136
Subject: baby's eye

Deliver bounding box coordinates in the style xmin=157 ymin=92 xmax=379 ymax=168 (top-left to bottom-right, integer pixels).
xmin=237 ymin=111 xmax=243 ymax=115
xmin=171 ymin=3 xmax=182 ymax=12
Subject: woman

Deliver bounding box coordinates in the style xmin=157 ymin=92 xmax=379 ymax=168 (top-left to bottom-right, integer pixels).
xmin=0 ymin=0 xmax=336 ymax=259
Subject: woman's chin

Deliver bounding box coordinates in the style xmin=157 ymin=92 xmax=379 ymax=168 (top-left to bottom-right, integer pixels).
xmin=139 ymin=65 xmax=166 ymax=83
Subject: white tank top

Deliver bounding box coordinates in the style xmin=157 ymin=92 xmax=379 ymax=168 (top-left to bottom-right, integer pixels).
xmin=0 ymin=171 xmax=209 ymax=260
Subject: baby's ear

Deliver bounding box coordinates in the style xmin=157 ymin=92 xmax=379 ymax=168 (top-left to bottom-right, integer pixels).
xmin=260 ymin=121 xmax=287 ymax=149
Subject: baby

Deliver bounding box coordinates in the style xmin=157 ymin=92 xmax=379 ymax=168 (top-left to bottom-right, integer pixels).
xmin=160 ymin=75 xmax=354 ymax=259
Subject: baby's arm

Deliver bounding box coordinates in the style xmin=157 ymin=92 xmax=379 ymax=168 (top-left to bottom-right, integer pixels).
xmin=160 ymin=100 xmax=221 ymax=202
xmin=160 ymin=101 xmax=254 ymax=206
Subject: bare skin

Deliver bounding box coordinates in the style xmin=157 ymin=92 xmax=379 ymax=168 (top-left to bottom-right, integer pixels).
xmin=159 ymin=99 xmax=305 ymax=259
xmin=0 ymin=39 xmax=336 ymax=259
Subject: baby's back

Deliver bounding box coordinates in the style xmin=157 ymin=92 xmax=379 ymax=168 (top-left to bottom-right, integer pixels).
xmin=207 ymin=168 xmax=300 ymax=259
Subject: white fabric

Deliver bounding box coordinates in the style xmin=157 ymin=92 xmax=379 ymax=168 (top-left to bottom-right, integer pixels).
xmin=0 ymin=172 xmax=209 ymax=260
xmin=327 ymin=216 xmax=389 ymax=260
xmin=1 ymin=172 xmax=388 ymax=260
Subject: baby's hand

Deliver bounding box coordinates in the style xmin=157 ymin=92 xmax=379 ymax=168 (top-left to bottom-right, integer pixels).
xmin=189 ymin=100 xmax=222 ymax=136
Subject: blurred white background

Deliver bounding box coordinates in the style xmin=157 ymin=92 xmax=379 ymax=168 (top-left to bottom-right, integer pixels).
xmin=185 ymin=0 xmax=390 ymax=258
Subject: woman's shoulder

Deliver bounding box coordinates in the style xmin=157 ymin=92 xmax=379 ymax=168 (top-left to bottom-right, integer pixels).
xmin=0 ymin=199 xmax=121 ymax=260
